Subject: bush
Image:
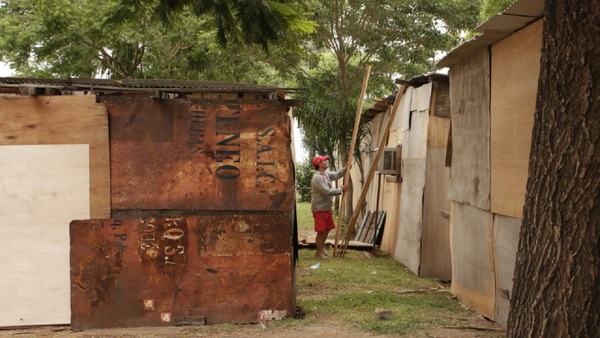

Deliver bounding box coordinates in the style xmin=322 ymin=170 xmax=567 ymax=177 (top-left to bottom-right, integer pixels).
xmin=295 ymin=161 xmax=313 ymax=202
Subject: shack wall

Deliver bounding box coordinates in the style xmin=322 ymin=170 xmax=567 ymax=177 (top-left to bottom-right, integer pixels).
xmin=0 ymin=95 xmax=108 ymax=327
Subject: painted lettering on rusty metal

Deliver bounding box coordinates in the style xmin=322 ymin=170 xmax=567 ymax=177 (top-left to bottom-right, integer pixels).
xmin=189 ymin=107 xmax=206 ymax=154
xmin=215 ymin=105 xmax=241 ymax=180
xmin=137 ymin=217 xmax=187 ymax=278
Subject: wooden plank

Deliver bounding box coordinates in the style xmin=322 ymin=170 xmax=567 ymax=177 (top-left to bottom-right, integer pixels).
xmin=450 ymin=202 xmax=495 ymax=319
xmin=490 ymin=19 xmax=542 ymax=218
xmin=0 ymin=144 xmax=89 ymax=327
xmin=493 ymin=214 xmax=521 ymax=328
xmin=427 ymin=116 xmax=450 ymax=148
xmin=420 ymin=148 xmax=452 ymax=280
xmin=447 ymin=48 xmax=491 ymax=210
xmin=432 ymin=80 xmax=451 ymax=118
xmin=0 ymin=95 xmax=110 ymax=218
xmin=393 ymin=158 xmax=426 ymax=274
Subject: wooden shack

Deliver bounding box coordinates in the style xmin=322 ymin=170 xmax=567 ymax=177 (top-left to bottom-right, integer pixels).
xmin=0 ymin=78 xmax=298 ymax=328
xmin=436 ymin=0 xmax=543 ymax=327
xmin=354 ymin=73 xmax=452 ymax=281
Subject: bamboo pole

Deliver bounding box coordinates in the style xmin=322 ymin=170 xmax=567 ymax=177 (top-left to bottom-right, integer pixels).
xmin=333 ymin=65 xmax=371 ymax=258
xmin=339 ymin=85 xmax=406 ymax=257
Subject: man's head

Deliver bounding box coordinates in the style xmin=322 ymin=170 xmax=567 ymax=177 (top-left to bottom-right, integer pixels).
xmin=312 ymin=155 xmax=329 ymax=170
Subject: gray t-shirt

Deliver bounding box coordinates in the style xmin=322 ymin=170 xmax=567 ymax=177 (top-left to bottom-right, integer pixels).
xmin=310 ymin=168 xmax=346 ymax=212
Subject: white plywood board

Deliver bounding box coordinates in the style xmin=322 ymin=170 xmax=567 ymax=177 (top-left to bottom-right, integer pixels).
xmin=490 ymin=19 xmax=542 ymax=218
xmin=0 ymin=95 xmax=109 ymax=218
xmin=0 ymin=144 xmax=90 ymax=327
xmin=493 ymin=214 xmax=521 ymax=328
xmin=450 ymin=202 xmax=495 ymax=318
xmin=394 ymin=158 xmax=426 ymax=274
xmin=447 ymin=48 xmax=491 ymax=210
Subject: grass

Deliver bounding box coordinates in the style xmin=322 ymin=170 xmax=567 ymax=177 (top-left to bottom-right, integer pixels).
xmin=267 ymin=202 xmax=504 ymax=336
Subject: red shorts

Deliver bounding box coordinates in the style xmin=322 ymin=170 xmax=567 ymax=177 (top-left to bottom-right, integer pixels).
xmin=313 ymin=210 xmax=335 ymax=232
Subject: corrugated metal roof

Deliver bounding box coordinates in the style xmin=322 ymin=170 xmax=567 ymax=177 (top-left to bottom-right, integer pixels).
xmin=0 ymin=77 xmax=295 ymax=95
xmin=361 ymin=73 xmax=448 ymax=123
xmin=436 ymin=0 xmax=544 ymax=68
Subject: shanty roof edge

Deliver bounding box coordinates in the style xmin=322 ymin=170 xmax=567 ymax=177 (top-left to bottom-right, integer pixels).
xmin=0 ymin=77 xmax=298 ymax=95
xmin=436 ymin=0 xmax=544 ymax=69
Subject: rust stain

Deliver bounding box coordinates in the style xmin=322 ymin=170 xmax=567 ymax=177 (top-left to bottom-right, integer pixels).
xmin=70 ymin=215 xmax=294 ymax=329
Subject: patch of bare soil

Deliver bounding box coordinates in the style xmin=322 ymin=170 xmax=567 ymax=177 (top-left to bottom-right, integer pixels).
xmin=0 ymin=321 xmax=504 ymax=338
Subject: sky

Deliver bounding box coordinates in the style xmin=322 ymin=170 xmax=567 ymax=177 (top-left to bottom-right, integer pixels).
xmin=0 ymin=62 xmax=14 ymax=77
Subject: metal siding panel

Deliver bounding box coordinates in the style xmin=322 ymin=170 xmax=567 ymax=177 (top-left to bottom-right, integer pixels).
xmin=106 ymin=99 xmax=294 ymax=212
xmin=70 ymin=214 xmax=293 ymax=329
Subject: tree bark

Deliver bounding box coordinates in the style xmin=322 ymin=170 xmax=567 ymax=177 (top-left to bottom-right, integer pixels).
xmin=507 ymin=1 xmax=600 ymax=337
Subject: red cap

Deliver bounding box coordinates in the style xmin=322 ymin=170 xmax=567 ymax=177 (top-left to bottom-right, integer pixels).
xmin=312 ymin=155 xmax=329 ymax=166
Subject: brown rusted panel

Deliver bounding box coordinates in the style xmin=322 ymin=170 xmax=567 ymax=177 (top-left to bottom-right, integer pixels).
xmin=70 ymin=214 xmax=293 ymax=329
xmin=104 ymin=98 xmax=294 ymax=212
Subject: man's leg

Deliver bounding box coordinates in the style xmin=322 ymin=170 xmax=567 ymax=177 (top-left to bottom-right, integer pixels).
xmin=315 ymin=230 xmax=331 ymax=258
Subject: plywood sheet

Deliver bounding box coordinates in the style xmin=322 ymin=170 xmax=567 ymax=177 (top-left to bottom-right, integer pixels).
xmin=104 ymin=99 xmax=294 ymax=212
xmin=450 ymin=202 xmax=495 ymax=319
xmin=420 ymin=148 xmax=451 ymax=280
xmin=427 ymin=116 xmax=450 ymax=148
xmin=432 ymin=81 xmax=451 ymax=118
xmin=379 ymin=175 xmax=402 ymax=254
xmin=0 ymin=95 xmax=109 ymax=218
xmin=493 ymin=214 xmax=521 ymax=328
xmin=0 ymin=144 xmax=90 ymax=327
xmin=394 ymin=158 xmax=426 ymax=275
xmin=447 ymin=48 xmax=491 ymax=210
xmin=490 ymin=19 xmax=542 ymax=218
xmin=70 ymin=214 xmax=293 ymax=329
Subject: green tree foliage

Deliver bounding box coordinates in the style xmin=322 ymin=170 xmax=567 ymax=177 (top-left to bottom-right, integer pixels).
xmin=479 ymin=0 xmax=515 ymax=23
xmin=135 ymin=0 xmax=316 ymax=51
xmin=292 ymin=0 xmax=480 ymax=164
xmin=295 ymin=160 xmax=314 ymax=202
xmin=0 ymin=0 xmax=309 ymax=80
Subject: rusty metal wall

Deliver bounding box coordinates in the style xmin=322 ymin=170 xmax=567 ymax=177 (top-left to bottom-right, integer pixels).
xmin=104 ymin=98 xmax=294 ymax=212
xmin=70 ymin=214 xmax=293 ymax=329
xmin=70 ymin=97 xmax=296 ymax=329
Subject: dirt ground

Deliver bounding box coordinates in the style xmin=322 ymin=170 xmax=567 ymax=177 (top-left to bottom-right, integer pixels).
xmin=0 ymin=321 xmax=504 ymax=338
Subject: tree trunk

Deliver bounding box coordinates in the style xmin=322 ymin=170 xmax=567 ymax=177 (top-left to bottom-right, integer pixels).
xmin=507 ymin=1 xmax=600 ymax=337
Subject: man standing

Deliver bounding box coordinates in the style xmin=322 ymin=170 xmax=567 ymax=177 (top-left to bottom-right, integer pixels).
xmin=311 ymin=155 xmax=348 ymax=259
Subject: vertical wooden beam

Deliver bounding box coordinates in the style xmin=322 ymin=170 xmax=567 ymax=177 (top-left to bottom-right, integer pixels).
xmin=339 ymin=85 xmax=406 ymax=257
xmin=333 ymin=66 xmax=371 ymax=257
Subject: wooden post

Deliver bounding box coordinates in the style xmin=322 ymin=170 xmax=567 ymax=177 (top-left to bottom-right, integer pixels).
xmin=333 ymin=65 xmax=371 ymax=257
xmin=339 ymin=85 xmax=406 ymax=257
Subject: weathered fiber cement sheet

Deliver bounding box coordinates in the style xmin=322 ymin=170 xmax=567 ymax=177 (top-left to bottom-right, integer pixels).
xmin=394 ymin=158 xmax=426 ymax=275
xmin=493 ymin=214 xmax=521 ymax=328
xmin=0 ymin=95 xmax=110 ymax=218
xmin=70 ymin=214 xmax=293 ymax=329
xmin=447 ymin=48 xmax=491 ymax=210
xmin=0 ymin=145 xmax=90 ymax=327
xmin=490 ymin=19 xmax=541 ymax=218
xmin=105 ymin=98 xmax=293 ymax=212
xmin=450 ymin=202 xmax=495 ymax=319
